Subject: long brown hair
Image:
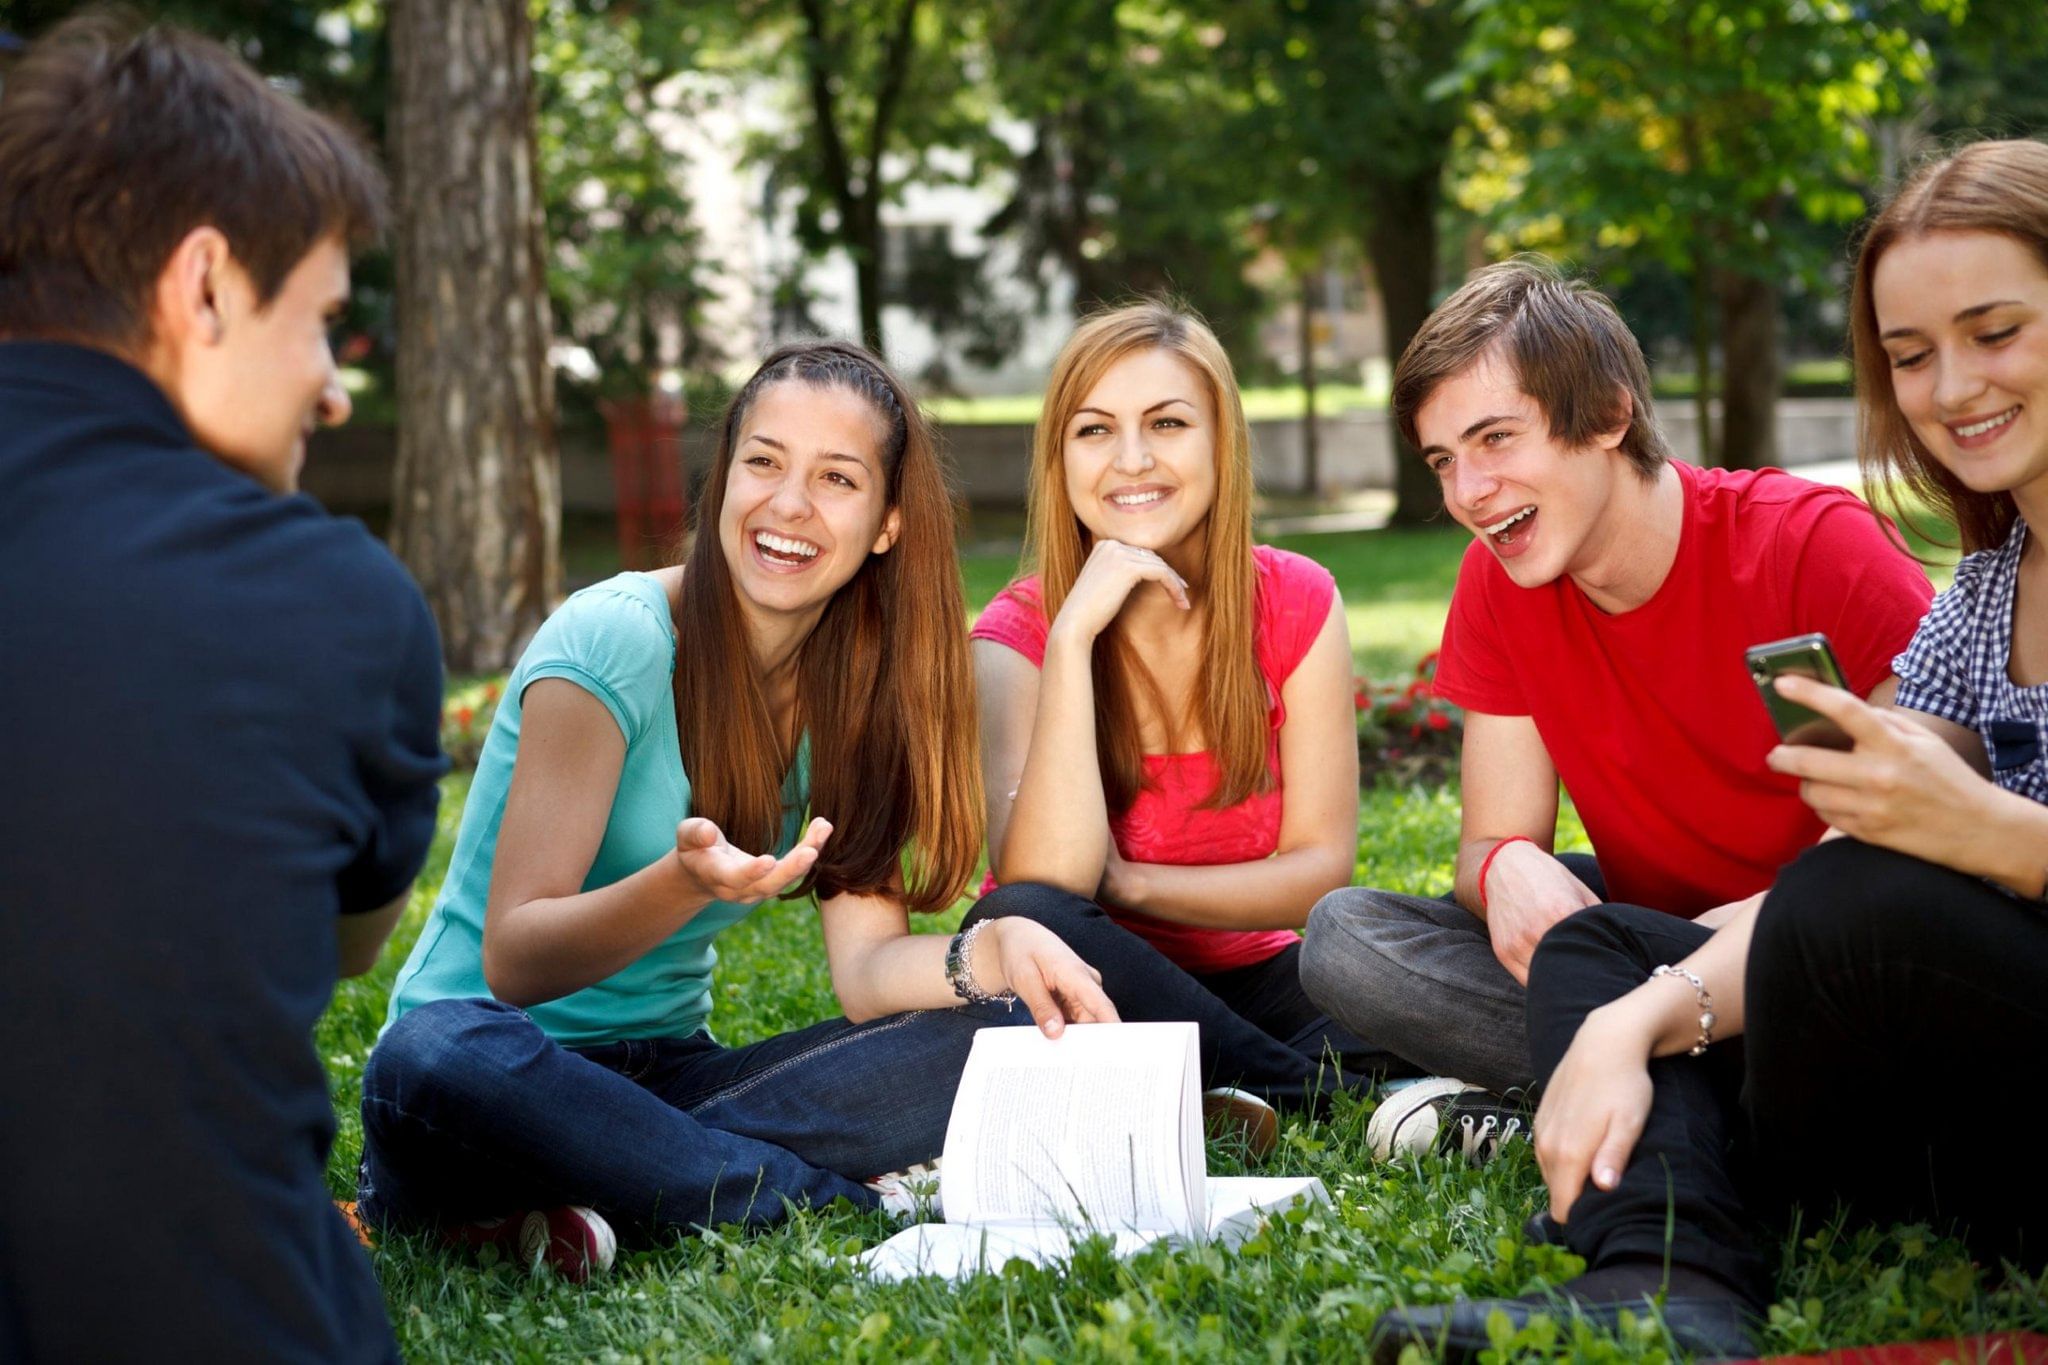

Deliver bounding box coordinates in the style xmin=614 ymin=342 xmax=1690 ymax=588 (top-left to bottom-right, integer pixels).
xmin=1852 ymin=138 xmax=2048 ymax=555
xmin=1023 ymin=300 xmax=1269 ymax=812
xmin=673 ymin=342 xmax=982 ymax=913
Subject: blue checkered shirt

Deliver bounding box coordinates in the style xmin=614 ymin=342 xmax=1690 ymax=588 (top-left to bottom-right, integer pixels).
xmin=1893 ymin=519 xmax=2048 ymax=803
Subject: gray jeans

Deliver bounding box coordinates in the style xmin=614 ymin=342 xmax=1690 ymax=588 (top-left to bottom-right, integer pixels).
xmin=1297 ymin=852 xmax=1608 ymax=1097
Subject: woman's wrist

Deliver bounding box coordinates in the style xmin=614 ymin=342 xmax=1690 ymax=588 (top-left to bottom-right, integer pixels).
xmin=1585 ymin=990 xmax=1673 ymax=1061
xmin=1042 ymin=618 xmax=1099 ymax=666
xmin=948 ymin=918 xmax=1018 ymax=1003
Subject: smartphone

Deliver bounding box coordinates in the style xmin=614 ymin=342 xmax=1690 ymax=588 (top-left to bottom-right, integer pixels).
xmin=1746 ymin=633 xmax=1853 ymax=750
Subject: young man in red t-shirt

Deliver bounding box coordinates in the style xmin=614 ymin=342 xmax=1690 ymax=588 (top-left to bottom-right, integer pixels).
xmin=1297 ymin=259 xmax=1933 ymax=1151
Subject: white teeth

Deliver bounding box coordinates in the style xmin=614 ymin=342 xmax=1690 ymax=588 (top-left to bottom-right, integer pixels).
xmin=1481 ymin=506 xmax=1535 ymax=537
xmin=1955 ymin=407 xmax=2019 ymax=438
xmin=1110 ymin=489 xmax=1165 ymax=506
xmin=754 ymin=530 xmax=819 ymax=558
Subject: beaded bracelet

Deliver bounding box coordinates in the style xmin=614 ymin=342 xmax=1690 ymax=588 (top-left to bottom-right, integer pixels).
xmin=945 ymin=919 xmax=1018 ymax=1006
xmin=1650 ymin=964 xmax=1716 ymax=1056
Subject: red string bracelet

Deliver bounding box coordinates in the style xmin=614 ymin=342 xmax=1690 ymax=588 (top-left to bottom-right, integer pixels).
xmin=1477 ymin=835 xmax=1536 ymax=912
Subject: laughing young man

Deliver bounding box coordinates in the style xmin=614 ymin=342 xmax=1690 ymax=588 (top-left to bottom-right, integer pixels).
xmin=0 ymin=18 xmax=443 ymax=1362
xmin=1297 ymin=259 xmax=1933 ymax=1153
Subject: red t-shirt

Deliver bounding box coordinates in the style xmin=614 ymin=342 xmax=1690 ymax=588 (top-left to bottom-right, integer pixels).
xmin=972 ymin=545 xmax=1335 ymax=973
xmin=1434 ymin=462 xmax=1933 ymax=917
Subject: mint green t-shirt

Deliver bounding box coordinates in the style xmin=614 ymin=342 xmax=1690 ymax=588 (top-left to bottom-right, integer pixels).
xmin=384 ymin=572 xmax=808 ymax=1047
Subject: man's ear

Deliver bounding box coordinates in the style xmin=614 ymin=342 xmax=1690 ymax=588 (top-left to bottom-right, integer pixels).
xmin=1593 ymin=387 xmax=1634 ymax=452
xmin=152 ymin=226 xmax=234 ymax=350
xmin=871 ymin=505 xmax=903 ymax=555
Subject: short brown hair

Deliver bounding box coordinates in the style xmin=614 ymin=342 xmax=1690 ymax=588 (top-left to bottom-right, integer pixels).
xmin=1392 ymin=257 xmax=1669 ymax=479
xmin=1852 ymin=138 xmax=2048 ymax=556
xmin=0 ymin=13 xmax=386 ymax=348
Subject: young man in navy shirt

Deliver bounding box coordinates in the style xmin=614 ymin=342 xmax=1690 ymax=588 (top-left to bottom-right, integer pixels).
xmin=0 ymin=17 xmax=444 ymax=1362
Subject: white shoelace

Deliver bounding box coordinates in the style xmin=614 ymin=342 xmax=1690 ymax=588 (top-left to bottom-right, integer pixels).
xmin=1454 ymin=1112 xmax=1526 ymax=1161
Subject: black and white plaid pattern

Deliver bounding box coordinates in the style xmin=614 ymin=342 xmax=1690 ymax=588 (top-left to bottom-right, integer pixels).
xmin=1893 ymin=519 xmax=2048 ymax=803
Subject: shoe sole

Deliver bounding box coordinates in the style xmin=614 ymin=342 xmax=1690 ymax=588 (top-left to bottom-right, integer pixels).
xmin=1202 ymin=1087 xmax=1279 ymax=1160
xmin=518 ymin=1206 xmax=616 ymax=1283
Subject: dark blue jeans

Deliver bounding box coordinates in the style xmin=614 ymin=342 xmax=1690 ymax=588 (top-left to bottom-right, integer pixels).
xmin=357 ymin=996 xmax=1025 ymax=1240
xmin=963 ymin=881 xmax=1401 ymax=1110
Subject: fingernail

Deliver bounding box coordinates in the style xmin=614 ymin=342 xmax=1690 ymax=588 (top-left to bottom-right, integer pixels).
xmin=1596 ymin=1166 xmax=1617 ymax=1186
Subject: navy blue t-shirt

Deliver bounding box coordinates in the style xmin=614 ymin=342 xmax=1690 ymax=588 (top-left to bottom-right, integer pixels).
xmin=0 ymin=343 xmax=446 ymax=1363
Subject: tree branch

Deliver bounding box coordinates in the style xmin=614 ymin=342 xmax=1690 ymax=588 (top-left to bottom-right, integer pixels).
xmin=794 ymin=0 xmax=858 ymax=227
xmin=868 ymin=0 xmax=923 ymax=173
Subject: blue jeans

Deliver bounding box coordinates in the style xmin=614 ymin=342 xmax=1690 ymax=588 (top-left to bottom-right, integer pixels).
xmin=357 ymin=996 xmax=1025 ymax=1239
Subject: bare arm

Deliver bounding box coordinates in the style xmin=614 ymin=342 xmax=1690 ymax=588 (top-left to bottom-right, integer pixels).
xmin=977 ymin=637 xmax=1108 ymax=892
xmin=1450 ymin=711 xmax=1600 ymax=983
xmin=817 ymin=887 xmax=1117 ymax=1037
xmin=982 ymin=541 xmax=1192 ymax=895
xmin=480 ymin=679 xmax=825 ymax=1007
xmin=336 ymin=890 xmax=409 ymax=977
xmin=1100 ymin=594 xmax=1360 ymax=929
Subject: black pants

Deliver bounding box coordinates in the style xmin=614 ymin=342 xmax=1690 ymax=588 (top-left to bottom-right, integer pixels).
xmin=1525 ymin=838 xmax=2048 ymax=1309
xmin=964 ymin=881 xmax=1410 ymax=1110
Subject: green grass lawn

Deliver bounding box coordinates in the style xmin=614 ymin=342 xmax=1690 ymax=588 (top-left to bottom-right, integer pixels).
xmin=322 ymin=519 xmax=2035 ymax=1362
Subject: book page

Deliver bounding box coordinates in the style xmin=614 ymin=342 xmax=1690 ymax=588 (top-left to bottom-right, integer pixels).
xmin=1203 ymin=1177 xmax=1329 ymax=1248
xmin=940 ymin=1022 xmax=1201 ymax=1236
xmin=858 ymin=1221 xmax=1168 ymax=1283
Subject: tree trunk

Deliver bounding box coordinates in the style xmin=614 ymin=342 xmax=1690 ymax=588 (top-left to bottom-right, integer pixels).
xmin=852 ymin=203 xmax=886 ymax=357
xmin=1299 ymin=266 xmax=1319 ymax=497
xmin=1690 ymin=263 xmax=1715 ymax=466
xmin=1366 ymin=169 xmax=1443 ymax=527
xmin=1717 ymin=267 xmax=1780 ymax=470
xmin=389 ymin=0 xmax=561 ymax=673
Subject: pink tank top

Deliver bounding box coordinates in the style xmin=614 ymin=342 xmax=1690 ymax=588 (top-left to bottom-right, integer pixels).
xmin=972 ymin=545 xmax=1337 ymax=974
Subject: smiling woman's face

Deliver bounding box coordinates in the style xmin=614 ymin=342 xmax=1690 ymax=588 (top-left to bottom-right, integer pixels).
xmin=716 ymin=380 xmax=900 ymax=623
xmin=1060 ymin=347 xmax=1218 ymax=557
xmin=1873 ymin=228 xmax=2048 ymax=504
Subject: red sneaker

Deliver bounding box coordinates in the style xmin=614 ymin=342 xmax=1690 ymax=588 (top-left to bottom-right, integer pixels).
xmin=446 ymin=1205 xmax=617 ymax=1283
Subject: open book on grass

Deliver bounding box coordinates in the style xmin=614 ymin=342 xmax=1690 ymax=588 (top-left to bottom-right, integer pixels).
xmin=859 ymin=1021 xmax=1326 ymax=1281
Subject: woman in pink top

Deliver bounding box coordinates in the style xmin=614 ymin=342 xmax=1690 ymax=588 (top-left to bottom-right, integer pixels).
xmin=960 ymin=300 xmax=1398 ymax=1111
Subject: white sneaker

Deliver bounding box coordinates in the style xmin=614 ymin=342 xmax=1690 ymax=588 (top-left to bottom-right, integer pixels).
xmin=863 ymin=1158 xmax=942 ymax=1221
xmin=1367 ymin=1077 xmax=1527 ymax=1165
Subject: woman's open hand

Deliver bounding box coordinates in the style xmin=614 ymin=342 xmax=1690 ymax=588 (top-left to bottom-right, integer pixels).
xmin=673 ymin=816 xmax=831 ymax=906
xmin=1049 ymin=538 xmax=1191 ymax=645
xmin=979 ymin=918 xmax=1120 ymax=1038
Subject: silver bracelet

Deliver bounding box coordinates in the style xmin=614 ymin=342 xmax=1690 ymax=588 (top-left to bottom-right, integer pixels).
xmin=944 ymin=919 xmax=1017 ymax=1006
xmin=1650 ymin=964 xmax=1716 ymax=1056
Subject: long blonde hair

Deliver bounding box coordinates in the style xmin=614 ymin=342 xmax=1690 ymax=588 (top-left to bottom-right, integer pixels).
xmin=674 ymin=342 xmax=983 ymax=913
xmin=1853 ymin=138 xmax=2048 ymax=555
xmin=1023 ymin=300 xmax=1269 ymax=812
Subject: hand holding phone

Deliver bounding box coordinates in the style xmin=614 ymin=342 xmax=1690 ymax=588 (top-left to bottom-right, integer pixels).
xmin=1746 ymin=633 xmax=1854 ymax=750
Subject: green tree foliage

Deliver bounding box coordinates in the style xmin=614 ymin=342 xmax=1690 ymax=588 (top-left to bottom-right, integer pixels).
xmin=1914 ymin=0 xmax=2048 ymax=142
xmin=1455 ymin=0 xmax=1946 ymax=468
xmin=737 ymin=0 xmax=1000 ymax=356
xmin=533 ymin=0 xmax=725 ymax=403
xmin=976 ymin=1 xmax=1266 ymax=358
xmin=1207 ymin=0 xmax=1473 ymax=522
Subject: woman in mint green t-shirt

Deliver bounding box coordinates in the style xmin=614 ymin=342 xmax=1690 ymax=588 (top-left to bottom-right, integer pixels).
xmin=358 ymin=343 xmax=1115 ymax=1277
